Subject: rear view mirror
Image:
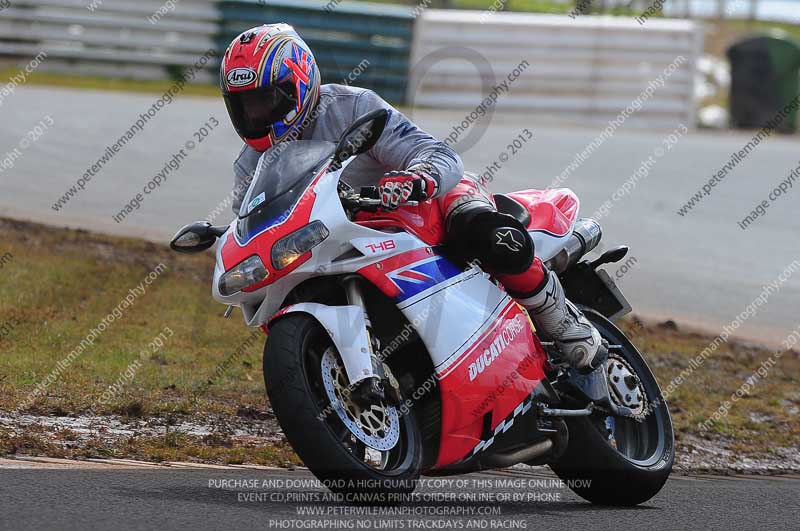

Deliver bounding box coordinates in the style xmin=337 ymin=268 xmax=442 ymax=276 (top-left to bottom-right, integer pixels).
xmin=334 ymin=109 xmax=389 ymax=165
xmin=170 ymin=221 xmax=227 ymax=254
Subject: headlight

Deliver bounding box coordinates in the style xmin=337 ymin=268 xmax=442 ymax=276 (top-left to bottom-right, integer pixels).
xmin=218 ymin=255 xmax=268 ymax=296
xmin=271 ymin=221 xmax=330 ymax=270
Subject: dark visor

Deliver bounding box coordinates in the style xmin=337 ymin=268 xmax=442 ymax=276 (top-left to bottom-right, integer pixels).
xmin=223 ymin=83 xmax=297 ymax=139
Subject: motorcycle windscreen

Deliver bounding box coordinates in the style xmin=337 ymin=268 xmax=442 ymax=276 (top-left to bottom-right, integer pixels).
xmin=237 ymin=140 xmax=336 ymax=242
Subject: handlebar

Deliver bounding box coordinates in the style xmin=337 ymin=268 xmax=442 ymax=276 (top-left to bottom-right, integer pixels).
xmin=340 ymin=185 xmax=419 ymax=211
xmin=340 ymin=195 xmax=420 ymax=211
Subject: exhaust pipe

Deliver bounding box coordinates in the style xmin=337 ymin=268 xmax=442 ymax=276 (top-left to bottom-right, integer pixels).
xmin=484 ymin=439 xmax=554 ymax=468
xmin=546 ymin=218 xmax=602 ymax=274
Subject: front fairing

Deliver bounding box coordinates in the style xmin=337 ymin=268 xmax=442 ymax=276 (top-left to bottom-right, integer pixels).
xmin=237 ymin=140 xmax=336 ymax=243
xmin=211 ymin=160 xmax=342 ymax=317
xmin=211 ymin=155 xmax=429 ymax=325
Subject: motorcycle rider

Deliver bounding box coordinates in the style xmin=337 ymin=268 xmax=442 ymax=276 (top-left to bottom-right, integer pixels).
xmin=221 ymin=24 xmax=606 ymax=372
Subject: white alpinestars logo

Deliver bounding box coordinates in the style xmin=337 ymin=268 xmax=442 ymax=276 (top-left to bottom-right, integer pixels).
xmin=495 ymin=229 xmax=524 ymax=252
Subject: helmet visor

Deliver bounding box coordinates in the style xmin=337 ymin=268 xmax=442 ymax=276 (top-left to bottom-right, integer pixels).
xmin=223 ymin=83 xmax=297 ymax=140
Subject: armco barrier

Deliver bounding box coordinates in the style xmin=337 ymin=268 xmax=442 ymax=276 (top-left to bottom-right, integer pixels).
xmin=0 ymin=0 xmax=222 ymax=82
xmin=0 ymin=2 xmax=700 ymax=124
xmin=409 ymin=10 xmax=703 ymax=128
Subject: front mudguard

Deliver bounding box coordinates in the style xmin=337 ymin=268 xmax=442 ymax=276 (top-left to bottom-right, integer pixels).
xmin=268 ymin=303 xmax=376 ymax=386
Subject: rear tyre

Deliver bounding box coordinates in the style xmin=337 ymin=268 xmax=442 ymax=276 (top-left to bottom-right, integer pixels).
xmin=264 ymin=314 xmax=422 ymax=499
xmin=549 ymin=310 xmax=674 ymax=506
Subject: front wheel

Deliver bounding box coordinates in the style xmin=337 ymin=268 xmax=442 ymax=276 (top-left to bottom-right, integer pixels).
xmin=549 ymin=309 xmax=674 ymax=506
xmin=264 ymin=314 xmax=422 ymax=498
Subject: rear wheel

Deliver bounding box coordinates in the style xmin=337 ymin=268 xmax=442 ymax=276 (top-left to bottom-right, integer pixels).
xmin=550 ymin=310 xmax=674 ymax=506
xmin=264 ymin=314 xmax=422 ymax=498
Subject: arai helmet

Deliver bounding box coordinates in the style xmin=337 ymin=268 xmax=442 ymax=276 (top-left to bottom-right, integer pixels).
xmin=221 ymin=24 xmax=321 ymax=151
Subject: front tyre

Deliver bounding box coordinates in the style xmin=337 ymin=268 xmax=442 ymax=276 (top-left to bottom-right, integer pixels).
xmin=264 ymin=314 xmax=422 ymax=498
xmin=550 ymin=309 xmax=674 ymax=506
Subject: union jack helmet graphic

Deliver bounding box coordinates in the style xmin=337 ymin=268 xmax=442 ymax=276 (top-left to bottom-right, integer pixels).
xmin=221 ymin=23 xmax=321 ymax=151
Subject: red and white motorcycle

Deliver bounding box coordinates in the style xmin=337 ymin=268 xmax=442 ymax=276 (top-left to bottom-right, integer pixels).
xmin=171 ymin=110 xmax=674 ymax=505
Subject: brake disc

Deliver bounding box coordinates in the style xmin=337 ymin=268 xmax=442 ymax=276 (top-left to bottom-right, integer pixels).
xmin=320 ymin=347 xmax=400 ymax=451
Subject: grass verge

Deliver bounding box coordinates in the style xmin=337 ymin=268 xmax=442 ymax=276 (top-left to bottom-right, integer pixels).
xmin=0 ymin=68 xmax=220 ymax=98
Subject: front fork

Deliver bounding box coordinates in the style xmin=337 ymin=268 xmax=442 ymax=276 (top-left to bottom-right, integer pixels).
xmin=342 ymin=276 xmax=402 ymax=406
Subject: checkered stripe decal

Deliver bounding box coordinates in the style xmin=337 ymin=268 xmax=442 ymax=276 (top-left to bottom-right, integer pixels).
xmin=467 ymin=389 xmax=537 ymax=458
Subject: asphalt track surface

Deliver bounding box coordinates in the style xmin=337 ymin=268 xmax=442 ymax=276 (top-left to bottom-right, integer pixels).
xmin=1 ymin=465 xmax=797 ymax=530
xmin=2 ymin=86 xmax=800 ymax=346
